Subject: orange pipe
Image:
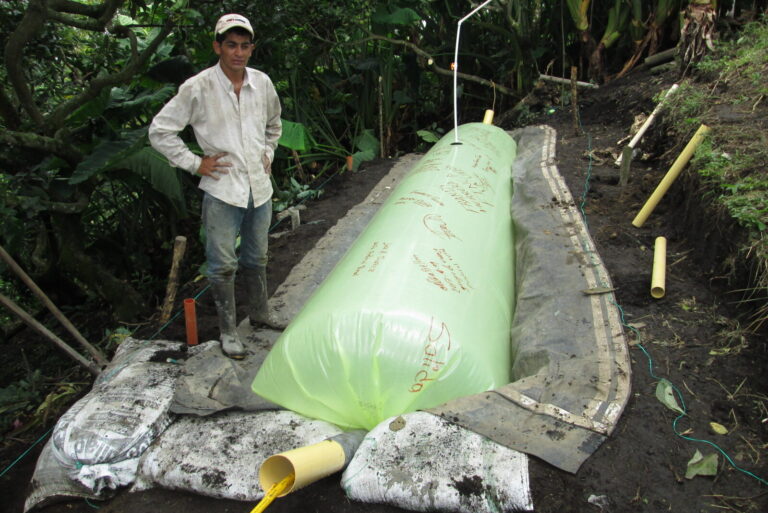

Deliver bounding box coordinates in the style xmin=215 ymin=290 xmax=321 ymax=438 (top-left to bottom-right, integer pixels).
xmin=184 ymin=298 xmax=198 ymax=346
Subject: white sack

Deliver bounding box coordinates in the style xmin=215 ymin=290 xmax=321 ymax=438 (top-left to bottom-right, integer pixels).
xmin=342 ymin=412 xmax=533 ymax=512
xmin=133 ymin=410 xmax=344 ymax=500
xmin=51 ymin=338 xmax=183 ymax=494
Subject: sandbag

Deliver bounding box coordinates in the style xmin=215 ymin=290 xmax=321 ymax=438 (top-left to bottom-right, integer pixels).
xmin=24 ymin=438 xmax=103 ymax=512
xmin=341 ymin=412 xmax=533 ymax=512
xmin=133 ymin=410 xmax=344 ymax=500
xmin=50 ymin=338 xmax=183 ymax=493
xmin=253 ymin=123 xmax=517 ymax=429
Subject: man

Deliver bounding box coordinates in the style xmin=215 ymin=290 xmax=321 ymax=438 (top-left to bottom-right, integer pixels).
xmin=149 ymin=13 xmax=284 ymax=359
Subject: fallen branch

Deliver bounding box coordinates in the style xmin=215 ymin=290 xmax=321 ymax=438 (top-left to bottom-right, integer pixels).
xmin=0 ymin=244 xmax=108 ymax=367
xmin=0 ymin=293 xmax=101 ymax=376
xmin=310 ymin=31 xmax=517 ymax=97
xmin=539 ymin=73 xmax=598 ymax=89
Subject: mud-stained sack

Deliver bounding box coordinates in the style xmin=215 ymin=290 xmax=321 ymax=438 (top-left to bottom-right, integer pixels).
xmin=342 ymin=412 xmax=533 ymax=512
xmin=133 ymin=410 xmax=343 ymax=500
xmin=24 ymin=438 xmax=104 ymax=512
xmin=51 ymin=338 xmax=184 ymax=494
xmin=253 ymin=123 xmax=517 ymax=429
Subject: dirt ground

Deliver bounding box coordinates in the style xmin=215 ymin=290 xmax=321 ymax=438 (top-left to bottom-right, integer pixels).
xmin=2 ymin=64 xmax=767 ymax=513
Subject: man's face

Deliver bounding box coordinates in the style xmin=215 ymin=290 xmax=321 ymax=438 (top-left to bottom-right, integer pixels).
xmin=213 ymin=32 xmax=254 ymax=76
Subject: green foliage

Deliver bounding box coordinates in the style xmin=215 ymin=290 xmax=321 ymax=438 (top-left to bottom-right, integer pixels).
xmin=694 ymin=139 xmax=768 ymax=233
xmin=697 ymin=20 xmax=768 ymax=93
xmin=0 ymin=370 xmax=44 ymax=434
xmin=272 ymin=177 xmax=324 ymax=213
xmin=660 ymin=18 xmax=768 ymax=330
xmin=279 ymin=120 xmax=313 ymax=151
xmin=665 ymin=82 xmax=709 ymax=127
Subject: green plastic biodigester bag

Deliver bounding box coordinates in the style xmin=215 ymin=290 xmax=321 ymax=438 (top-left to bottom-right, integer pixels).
xmin=252 ymin=123 xmax=517 ymax=429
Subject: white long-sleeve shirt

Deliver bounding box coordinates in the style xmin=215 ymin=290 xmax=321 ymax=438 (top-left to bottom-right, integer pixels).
xmin=149 ymin=62 xmax=282 ymax=208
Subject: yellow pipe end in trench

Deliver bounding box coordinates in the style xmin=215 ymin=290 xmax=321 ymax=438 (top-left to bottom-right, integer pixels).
xmin=651 ymin=236 xmax=667 ymax=299
xmin=632 ymin=124 xmax=711 ymax=228
xmin=259 ymin=439 xmax=346 ymax=497
xmin=482 ymin=109 xmax=495 ymax=125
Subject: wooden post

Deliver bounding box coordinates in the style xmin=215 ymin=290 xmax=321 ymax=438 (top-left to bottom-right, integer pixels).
xmin=159 ymin=236 xmax=187 ymax=325
xmin=378 ymin=75 xmax=385 ymax=158
xmin=0 ymin=244 xmax=107 ymax=367
xmin=571 ymin=66 xmax=581 ymax=135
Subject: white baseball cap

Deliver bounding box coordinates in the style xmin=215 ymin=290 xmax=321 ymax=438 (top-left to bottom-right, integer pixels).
xmin=214 ymin=14 xmax=254 ymax=37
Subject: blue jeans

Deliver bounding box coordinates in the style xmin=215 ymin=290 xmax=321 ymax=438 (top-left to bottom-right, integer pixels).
xmin=202 ymin=192 xmax=271 ymax=284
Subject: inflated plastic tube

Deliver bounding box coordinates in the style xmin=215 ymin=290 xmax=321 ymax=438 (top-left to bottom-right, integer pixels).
xmin=252 ymin=123 xmax=517 ymax=429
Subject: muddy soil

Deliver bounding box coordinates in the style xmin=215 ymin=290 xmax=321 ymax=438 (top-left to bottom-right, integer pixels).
xmin=2 ymin=65 xmax=767 ymax=513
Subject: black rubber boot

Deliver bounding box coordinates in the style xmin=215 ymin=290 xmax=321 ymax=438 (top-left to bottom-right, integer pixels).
xmin=242 ymin=266 xmax=287 ymax=330
xmin=209 ymin=280 xmax=246 ymax=359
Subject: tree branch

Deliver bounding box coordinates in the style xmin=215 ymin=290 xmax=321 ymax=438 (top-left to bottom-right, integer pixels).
xmin=354 ymin=33 xmax=516 ymax=97
xmin=0 ymin=127 xmax=83 ymax=163
xmin=47 ymin=18 xmax=174 ymax=130
xmin=48 ymin=0 xmax=112 ymax=18
xmin=46 ymin=0 xmax=121 ymax=32
xmin=40 ymin=194 xmax=90 ymax=214
xmin=3 ymin=0 xmax=47 ymax=126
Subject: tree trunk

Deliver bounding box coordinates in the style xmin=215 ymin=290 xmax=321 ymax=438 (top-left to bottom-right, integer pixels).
xmin=50 ymin=212 xmax=147 ymax=321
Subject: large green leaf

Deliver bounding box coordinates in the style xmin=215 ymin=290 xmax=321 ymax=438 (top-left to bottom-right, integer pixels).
xmin=109 ymin=85 xmax=176 ymax=112
xmin=372 ymin=6 xmax=421 ymax=26
xmin=355 ymin=129 xmax=379 ymax=154
xmin=279 ymin=119 xmax=312 ymax=151
xmin=70 ymin=129 xmax=148 ymax=185
xmin=350 ymin=129 xmax=379 ymax=171
xmin=114 ymin=146 xmax=187 ymax=216
xmin=65 ymin=87 xmax=112 ymax=125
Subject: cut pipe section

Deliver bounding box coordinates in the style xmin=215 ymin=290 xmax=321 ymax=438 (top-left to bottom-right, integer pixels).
xmin=482 ymin=109 xmax=495 ymax=125
xmin=651 ymin=237 xmax=667 ymax=299
xmin=259 ymin=431 xmax=365 ymax=497
xmin=183 ymin=298 xmax=198 ymax=346
xmin=632 ymin=124 xmax=710 ymax=228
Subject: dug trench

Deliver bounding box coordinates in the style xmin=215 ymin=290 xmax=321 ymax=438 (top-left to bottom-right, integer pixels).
xmin=3 ymin=65 xmax=767 ymax=513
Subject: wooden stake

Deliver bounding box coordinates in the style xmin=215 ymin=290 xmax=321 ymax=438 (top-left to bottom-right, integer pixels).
xmin=159 ymin=236 xmax=187 ymax=325
xmin=619 ymin=146 xmax=633 ymax=187
xmin=0 ymin=244 xmax=107 ymax=367
xmin=571 ymin=66 xmax=581 ymax=135
xmin=0 ymin=293 xmax=101 ymax=375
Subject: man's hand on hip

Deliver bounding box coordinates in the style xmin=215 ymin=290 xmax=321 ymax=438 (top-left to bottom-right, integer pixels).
xmin=197 ymin=153 xmax=232 ymax=179
xmin=262 ymin=154 xmax=272 ymax=175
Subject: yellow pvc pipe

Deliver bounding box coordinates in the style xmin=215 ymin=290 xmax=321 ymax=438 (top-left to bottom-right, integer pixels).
xmin=482 ymin=109 xmax=495 ymax=124
xmin=259 ymin=439 xmax=346 ymax=497
xmin=632 ymin=124 xmax=711 ymax=228
xmin=651 ymin=236 xmax=667 ymax=299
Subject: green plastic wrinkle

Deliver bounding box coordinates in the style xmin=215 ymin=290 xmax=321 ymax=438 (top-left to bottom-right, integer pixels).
xmin=252 ymin=123 xmax=517 ymax=429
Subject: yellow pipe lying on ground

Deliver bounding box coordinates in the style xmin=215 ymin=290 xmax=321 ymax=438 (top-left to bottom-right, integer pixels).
xmin=259 ymin=439 xmax=345 ymax=497
xmin=651 ymin=237 xmax=667 ymax=299
xmin=632 ymin=124 xmax=711 ymax=228
xmin=258 ymin=431 xmax=364 ymax=498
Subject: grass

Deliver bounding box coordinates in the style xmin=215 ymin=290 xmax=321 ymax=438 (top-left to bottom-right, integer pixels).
xmin=664 ymin=18 xmax=768 ymax=330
